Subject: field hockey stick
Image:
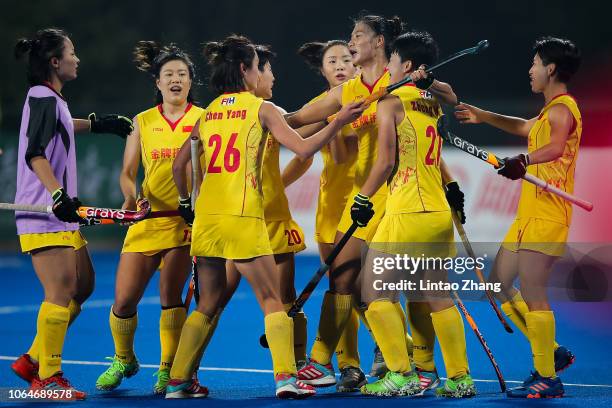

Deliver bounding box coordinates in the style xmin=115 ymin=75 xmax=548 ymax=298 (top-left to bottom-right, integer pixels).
xmin=185 ymin=135 xmax=201 ymax=308
xmin=437 ymin=115 xmax=594 ymax=211
xmin=451 ymin=289 xmax=507 ymax=392
xmin=450 ymin=210 xmax=513 ymax=333
xmin=1 ymin=201 xmax=179 ymax=224
xmin=259 ymin=222 xmax=359 ymax=348
xmin=362 ymin=40 xmax=489 ymax=107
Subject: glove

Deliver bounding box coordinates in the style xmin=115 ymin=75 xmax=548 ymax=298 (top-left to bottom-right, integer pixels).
xmin=415 ymin=70 xmax=435 ymax=90
xmin=178 ymin=196 xmax=195 ymax=227
xmin=51 ymin=188 xmax=83 ymax=223
xmin=498 ymin=154 xmax=529 ymax=180
xmin=89 ymin=113 xmax=133 ymax=138
xmin=79 ymin=217 xmax=101 ymax=227
xmin=351 ymin=193 xmax=375 ymax=227
xmin=445 ymin=181 xmax=466 ymax=224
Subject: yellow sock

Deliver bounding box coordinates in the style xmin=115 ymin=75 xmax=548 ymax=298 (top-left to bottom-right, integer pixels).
xmin=28 ymin=299 xmax=81 ymax=362
xmin=356 ymin=306 xmax=372 ymax=333
xmin=265 ymin=311 xmax=296 ymax=376
xmin=310 ymin=292 xmax=353 ymax=365
xmin=502 ymin=292 xmax=559 ymax=349
xmin=192 ymin=309 xmax=222 ymax=375
xmin=109 ymin=309 xmax=138 ymax=364
xmin=526 ymin=311 xmax=556 ymax=378
xmin=407 ymin=301 xmax=436 ymax=371
xmin=159 ymin=306 xmax=187 ymax=370
xmin=284 ymin=303 xmax=307 ymax=363
xmin=365 ymin=300 xmax=411 ymax=373
xmin=37 ymin=301 xmax=70 ymax=379
xmin=431 ymin=305 xmax=469 ymax=379
xmin=393 ymin=301 xmax=414 ymax=358
xmin=336 ymin=306 xmax=360 ymax=369
xmin=170 ymin=311 xmax=212 ymax=380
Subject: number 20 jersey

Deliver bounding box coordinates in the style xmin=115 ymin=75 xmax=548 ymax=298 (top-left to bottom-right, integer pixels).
xmin=196 ymin=92 xmax=266 ymax=219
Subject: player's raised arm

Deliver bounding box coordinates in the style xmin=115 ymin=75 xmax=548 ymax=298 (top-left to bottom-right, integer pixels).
xmin=455 ymin=102 xmax=537 ymax=137
xmin=284 ymin=85 xmax=343 ymax=128
xmin=261 ymin=99 xmax=364 ymax=160
xmin=410 ymin=64 xmax=458 ymax=106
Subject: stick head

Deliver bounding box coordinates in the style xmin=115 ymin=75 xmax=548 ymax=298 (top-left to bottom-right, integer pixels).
xmin=475 ymin=40 xmax=489 ymax=54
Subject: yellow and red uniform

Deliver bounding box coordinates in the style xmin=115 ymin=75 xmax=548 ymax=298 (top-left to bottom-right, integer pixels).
xmin=122 ymin=103 xmax=204 ymax=255
xmin=503 ymin=94 xmax=582 ymax=256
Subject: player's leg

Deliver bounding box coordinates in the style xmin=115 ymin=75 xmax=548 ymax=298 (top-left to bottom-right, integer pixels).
xmin=154 ymin=246 xmax=191 ymax=394
xmin=508 ymin=250 xmax=564 ymax=398
xmin=301 ymin=233 xmax=361 ymax=387
xmin=166 ymin=257 xmax=227 ymax=398
xmin=96 ymin=252 xmax=160 ymax=390
xmin=235 ymin=255 xmax=315 ymax=399
xmin=28 ymin=246 xmax=85 ymax=399
xmin=423 ymin=268 xmax=475 ymax=398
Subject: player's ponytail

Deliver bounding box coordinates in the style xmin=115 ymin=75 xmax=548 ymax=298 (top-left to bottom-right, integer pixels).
xmin=14 ymin=28 xmax=69 ymax=86
xmin=133 ymin=40 xmax=196 ymax=104
xmin=353 ymin=12 xmax=406 ymax=58
xmin=203 ymin=34 xmax=256 ymax=96
xmin=298 ymin=40 xmax=349 ymax=71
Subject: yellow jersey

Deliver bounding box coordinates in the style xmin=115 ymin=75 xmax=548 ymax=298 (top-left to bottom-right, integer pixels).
xmin=386 ymin=84 xmax=449 ymax=214
xmin=341 ymin=70 xmax=390 ymax=193
xmin=196 ymin=92 xmax=266 ymax=219
xmin=261 ymin=132 xmax=291 ymax=221
xmin=137 ymin=103 xmax=204 ymax=229
xmin=517 ymin=94 xmax=582 ymax=225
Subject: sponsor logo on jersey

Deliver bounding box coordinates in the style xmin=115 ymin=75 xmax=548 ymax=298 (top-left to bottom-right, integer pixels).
xmin=153 ymin=127 xmax=164 ymax=132
xmin=221 ymin=96 xmax=236 ymax=106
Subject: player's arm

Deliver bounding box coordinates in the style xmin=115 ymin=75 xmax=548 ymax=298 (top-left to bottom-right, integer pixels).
xmin=359 ymin=97 xmax=399 ymax=196
xmin=261 ymin=100 xmax=364 ymax=160
xmin=119 ymin=118 xmax=141 ymax=211
xmin=329 ymin=131 xmax=358 ymax=164
xmin=525 ymin=104 xmax=572 ymax=164
xmin=411 ymin=65 xmax=458 ymax=106
xmin=284 ymin=85 xmax=343 ymax=128
xmin=173 ymin=121 xmax=201 ymax=200
xmin=282 ymin=155 xmax=313 ymax=187
xmin=455 ymin=102 xmax=537 ymax=138
xmin=72 ymin=119 xmax=91 ymax=133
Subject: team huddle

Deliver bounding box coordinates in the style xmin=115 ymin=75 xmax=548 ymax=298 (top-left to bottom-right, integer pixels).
xmin=9 ymin=11 xmax=582 ymax=401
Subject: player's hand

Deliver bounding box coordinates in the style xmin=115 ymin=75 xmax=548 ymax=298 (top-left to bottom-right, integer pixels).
xmin=51 ymin=188 xmax=83 ymax=223
xmin=351 ymin=193 xmax=375 ymax=227
xmin=118 ymin=197 xmax=138 ymax=226
xmin=89 ymin=113 xmax=134 ymax=138
xmin=335 ymin=101 xmax=366 ymax=126
xmin=498 ymin=154 xmax=528 ymax=180
xmin=455 ymin=102 xmax=485 ymax=124
xmin=178 ymin=196 xmax=195 ymax=227
xmin=411 ymin=64 xmax=435 ymax=90
xmin=445 ymin=181 xmax=466 ymax=224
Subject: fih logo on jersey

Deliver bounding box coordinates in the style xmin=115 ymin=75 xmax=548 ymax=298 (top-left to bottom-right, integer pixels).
xmin=221 ymin=96 xmax=236 ymax=106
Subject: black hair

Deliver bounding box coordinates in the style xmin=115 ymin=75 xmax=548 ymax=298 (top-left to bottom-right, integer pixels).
xmin=533 ymin=36 xmax=581 ymax=83
xmin=14 ymin=28 xmax=70 ymax=86
xmin=133 ymin=41 xmax=196 ymax=104
xmin=255 ymin=44 xmax=276 ymax=71
xmin=202 ymin=35 xmax=256 ymax=95
xmin=353 ymin=12 xmax=406 ymax=58
xmin=392 ymin=31 xmax=439 ymax=69
xmin=297 ymin=40 xmax=349 ymax=70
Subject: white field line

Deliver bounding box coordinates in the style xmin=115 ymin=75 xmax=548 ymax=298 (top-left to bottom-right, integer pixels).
xmin=0 ymin=356 xmax=611 ymax=388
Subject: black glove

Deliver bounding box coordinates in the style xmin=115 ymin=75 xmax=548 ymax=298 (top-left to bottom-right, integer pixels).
xmin=415 ymin=70 xmax=435 ymax=90
xmin=51 ymin=188 xmax=83 ymax=223
xmin=89 ymin=113 xmax=133 ymax=138
xmin=178 ymin=196 xmax=195 ymax=227
xmin=445 ymin=181 xmax=466 ymax=224
xmin=351 ymin=193 xmax=375 ymax=227
xmin=498 ymin=154 xmax=529 ymax=180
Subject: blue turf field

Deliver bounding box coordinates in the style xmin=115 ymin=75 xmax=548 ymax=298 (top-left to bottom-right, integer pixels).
xmin=1 ymin=251 xmax=611 ymax=407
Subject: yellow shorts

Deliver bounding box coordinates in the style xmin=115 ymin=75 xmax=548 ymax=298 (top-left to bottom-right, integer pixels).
xmin=315 ymin=192 xmax=349 ymax=244
xmin=191 ymin=214 xmax=273 ymax=259
xmin=266 ymin=219 xmax=306 ymax=254
xmin=502 ymin=217 xmax=568 ymax=256
xmin=19 ymin=230 xmax=87 ymax=253
xmin=122 ymin=219 xmax=191 ymax=256
xmin=337 ymin=189 xmax=386 ymax=242
xmin=370 ymin=211 xmax=457 ymax=258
